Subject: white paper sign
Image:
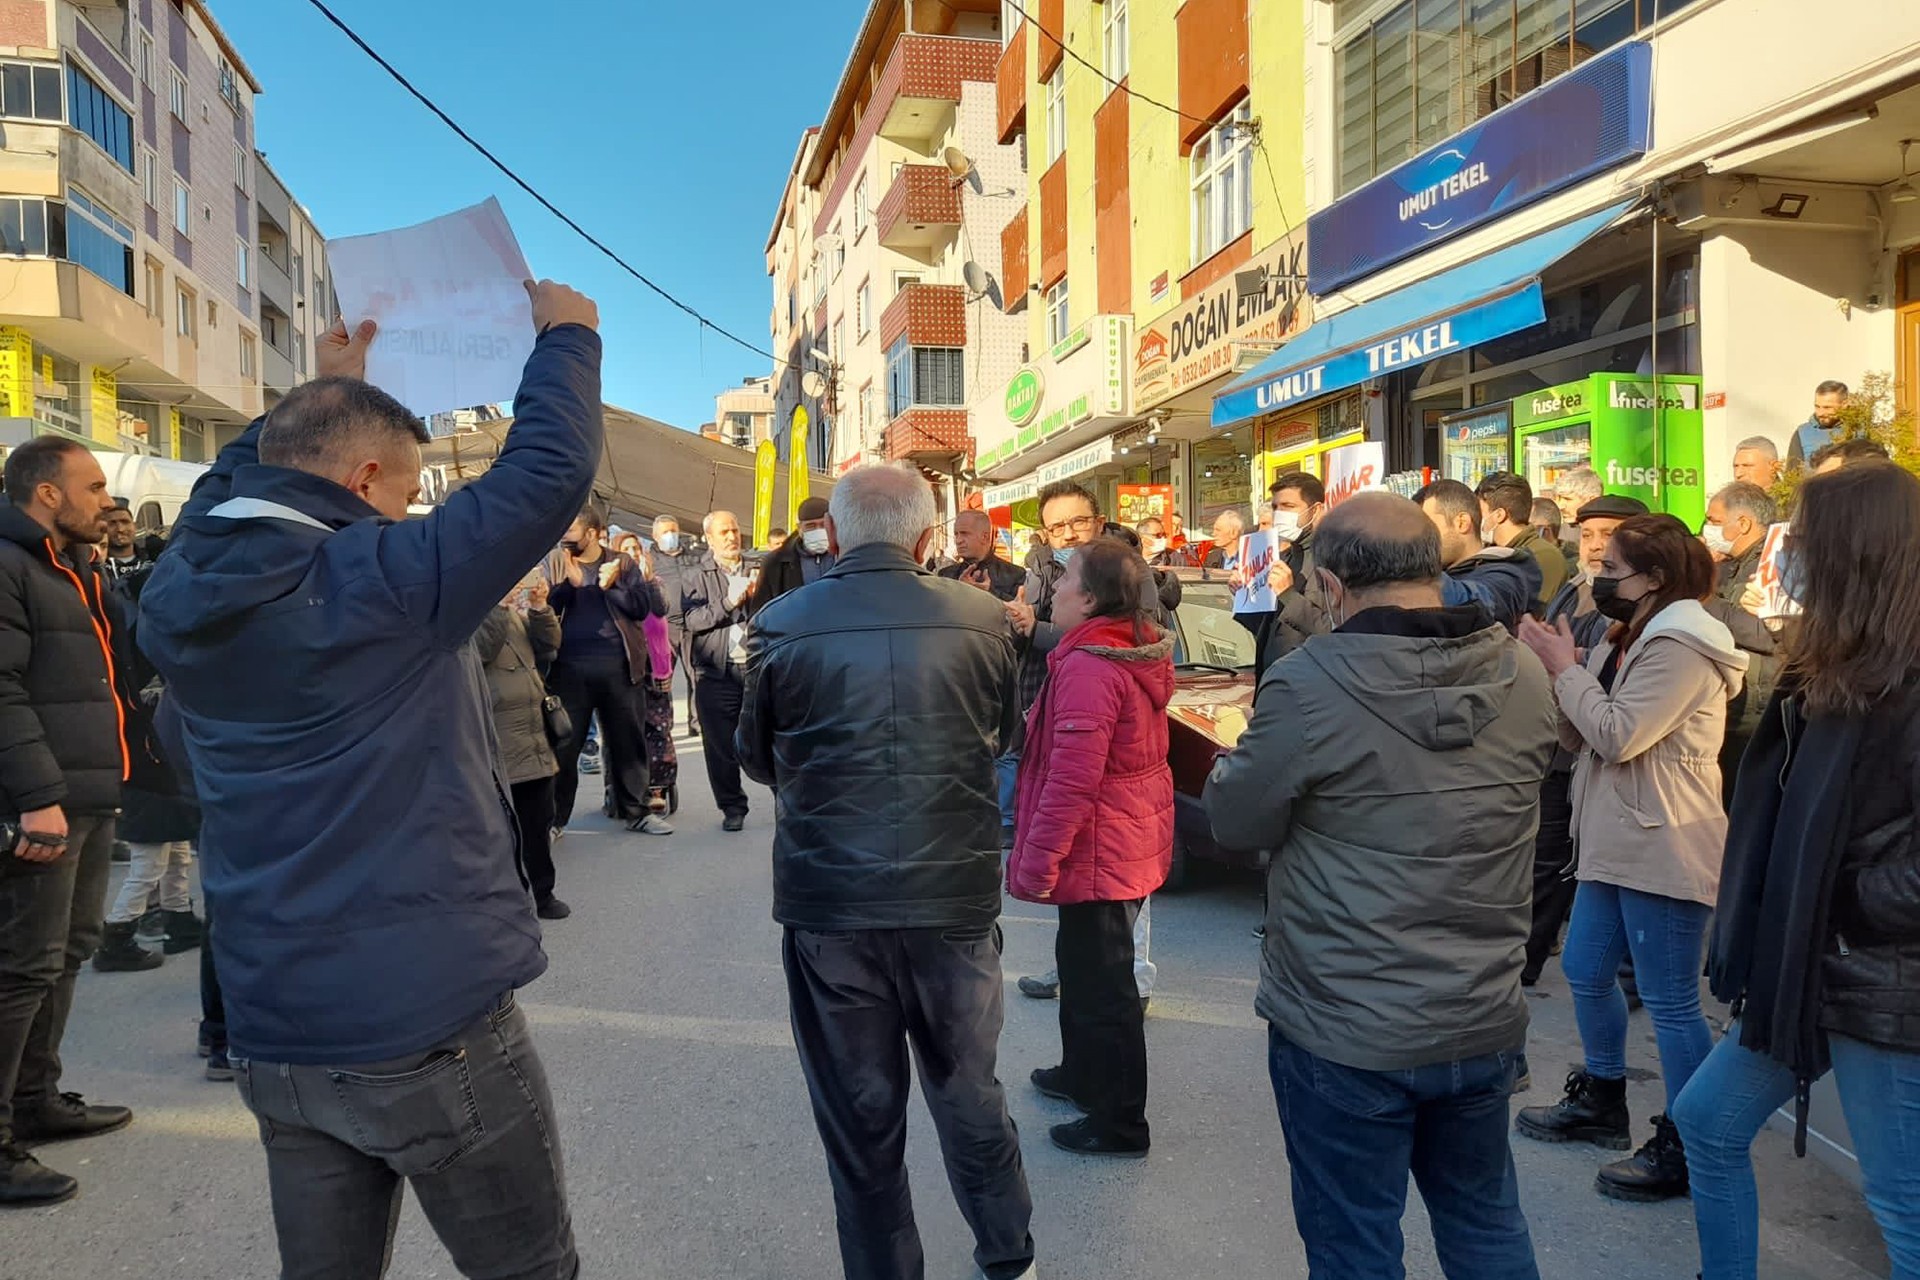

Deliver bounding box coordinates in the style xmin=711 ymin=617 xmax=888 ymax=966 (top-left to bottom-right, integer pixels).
xmin=1753 ymin=521 xmax=1801 ymax=621
xmin=1233 ymin=531 xmax=1277 ymax=613
xmin=328 ymin=197 xmax=536 ymax=423
xmin=1324 ymin=441 xmax=1387 ymax=507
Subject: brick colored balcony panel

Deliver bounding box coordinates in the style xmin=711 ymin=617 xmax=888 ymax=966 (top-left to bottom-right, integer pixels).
xmin=878 ymin=34 xmax=1003 ymax=148
xmin=877 ymin=164 xmax=963 ymax=251
xmin=885 ymin=409 xmax=971 ymax=462
xmin=879 ymin=283 xmax=967 ymax=350
xmin=1001 ymin=205 xmax=1030 ymax=314
xmin=997 ymin=21 xmax=1028 ymax=145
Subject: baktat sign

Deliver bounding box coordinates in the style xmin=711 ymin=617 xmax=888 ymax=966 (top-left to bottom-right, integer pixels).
xmin=1134 ymin=230 xmax=1310 ymax=411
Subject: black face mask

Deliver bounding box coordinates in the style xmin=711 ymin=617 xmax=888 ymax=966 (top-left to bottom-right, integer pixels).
xmin=1589 ymin=573 xmax=1644 ymax=623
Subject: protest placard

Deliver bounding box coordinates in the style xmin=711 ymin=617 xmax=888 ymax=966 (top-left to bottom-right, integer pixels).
xmin=1117 ymin=484 xmax=1173 ymax=526
xmin=1753 ymin=522 xmax=1801 ymax=621
xmin=1324 ymin=441 xmax=1387 ymax=507
xmin=328 ymin=197 xmax=536 ymax=424
xmin=1233 ymin=530 xmax=1277 ymax=613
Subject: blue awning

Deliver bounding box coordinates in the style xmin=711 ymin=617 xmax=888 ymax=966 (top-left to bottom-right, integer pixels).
xmin=1213 ymin=200 xmax=1642 ymax=429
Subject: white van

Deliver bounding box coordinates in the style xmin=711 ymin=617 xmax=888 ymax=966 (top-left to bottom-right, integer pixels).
xmin=95 ymin=452 xmax=209 ymax=534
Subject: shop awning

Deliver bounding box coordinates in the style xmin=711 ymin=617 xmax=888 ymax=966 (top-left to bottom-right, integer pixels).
xmin=1213 ymin=199 xmax=1643 ymax=429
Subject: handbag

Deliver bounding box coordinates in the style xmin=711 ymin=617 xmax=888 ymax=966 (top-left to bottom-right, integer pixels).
xmin=541 ymin=692 xmax=573 ymax=749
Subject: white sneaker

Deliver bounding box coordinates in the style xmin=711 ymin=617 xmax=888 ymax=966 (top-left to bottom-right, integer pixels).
xmin=632 ymin=815 xmax=674 ymax=836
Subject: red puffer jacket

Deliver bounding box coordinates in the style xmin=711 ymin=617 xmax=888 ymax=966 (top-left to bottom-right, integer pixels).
xmin=1008 ymin=616 xmax=1175 ymax=904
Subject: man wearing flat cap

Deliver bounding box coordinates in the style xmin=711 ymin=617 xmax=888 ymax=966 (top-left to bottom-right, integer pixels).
xmin=749 ymin=495 xmax=835 ymax=615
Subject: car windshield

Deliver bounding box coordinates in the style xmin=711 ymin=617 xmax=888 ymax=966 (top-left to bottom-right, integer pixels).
xmin=1172 ymin=578 xmax=1257 ymax=670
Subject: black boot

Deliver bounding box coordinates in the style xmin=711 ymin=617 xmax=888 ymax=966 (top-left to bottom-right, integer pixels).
xmin=0 ymin=1144 xmax=77 ymax=1207
xmin=1596 ymin=1114 xmax=1690 ymax=1202
xmin=1515 ymin=1070 xmax=1631 ymax=1150
xmin=162 ymin=909 xmax=204 ymax=955
xmin=92 ymin=921 xmax=162 ymax=972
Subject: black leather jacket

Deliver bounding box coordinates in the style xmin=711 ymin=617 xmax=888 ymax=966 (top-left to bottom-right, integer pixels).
xmin=1822 ymin=677 xmax=1920 ymax=1052
xmin=737 ymin=543 xmax=1020 ymax=930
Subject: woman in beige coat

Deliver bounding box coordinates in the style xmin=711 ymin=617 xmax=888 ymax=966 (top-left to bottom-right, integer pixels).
xmin=1513 ymin=514 xmax=1747 ymax=1204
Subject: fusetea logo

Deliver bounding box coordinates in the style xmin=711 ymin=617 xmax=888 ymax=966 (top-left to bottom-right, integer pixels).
xmin=1603 ymin=459 xmax=1700 ymax=489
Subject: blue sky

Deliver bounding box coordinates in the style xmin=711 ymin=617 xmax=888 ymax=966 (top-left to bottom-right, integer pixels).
xmin=221 ymin=0 xmax=855 ymax=430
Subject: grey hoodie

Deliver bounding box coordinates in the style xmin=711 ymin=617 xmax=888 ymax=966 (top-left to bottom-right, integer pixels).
xmin=1205 ymin=605 xmax=1558 ymax=1072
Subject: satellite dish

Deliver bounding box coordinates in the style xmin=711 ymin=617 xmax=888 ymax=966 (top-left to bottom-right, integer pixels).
xmin=944 ymin=146 xmax=973 ymax=177
xmin=802 ymin=370 xmax=828 ymax=399
xmin=962 ymin=261 xmax=995 ymax=297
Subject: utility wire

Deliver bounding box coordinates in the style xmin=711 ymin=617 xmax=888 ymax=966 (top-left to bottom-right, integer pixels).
xmin=301 ymin=0 xmax=780 ymax=367
xmin=1000 ymin=0 xmax=1210 ymax=127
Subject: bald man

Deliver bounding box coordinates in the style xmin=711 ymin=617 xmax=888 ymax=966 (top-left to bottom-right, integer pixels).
xmin=680 ymin=509 xmax=759 ymax=830
xmin=937 ymin=510 xmax=1025 ymax=602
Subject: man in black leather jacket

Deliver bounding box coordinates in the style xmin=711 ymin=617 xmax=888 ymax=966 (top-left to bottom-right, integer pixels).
xmin=737 ymin=464 xmax=1035 ymax=1280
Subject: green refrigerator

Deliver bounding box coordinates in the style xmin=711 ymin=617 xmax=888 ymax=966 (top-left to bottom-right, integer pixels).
xmin=1509 ymin=373 xmax=1707 ymax=529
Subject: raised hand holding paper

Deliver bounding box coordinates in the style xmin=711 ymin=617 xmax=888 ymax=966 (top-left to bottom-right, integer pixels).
xmin=327 ymin=196 xmax=536 ymax=423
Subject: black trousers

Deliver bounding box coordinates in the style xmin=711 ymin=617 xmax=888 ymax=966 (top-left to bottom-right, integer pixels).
xmin=511 ymin=775 xmax=559 ymax=903
xmin=693 ymin=666 xmax=748 ymax=819
xmin=784 ymin=925 xmax=1035 ymax=1280
xmin=675 ymin=632 xmax=700 ymax=735
xmin=1524 ymin=771 xmax=1578 ymax=983
xmin=201 ymin=899 xmax=225 ymax=1053
xmin=1056 ymin=899 xmax=1149 ymax=1146
xmin=550 ymin=654 xmax=649 ymax=825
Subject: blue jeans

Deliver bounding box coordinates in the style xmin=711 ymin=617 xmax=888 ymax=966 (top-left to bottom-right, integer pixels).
xmin=1674 ymin=1027 xmax=1920 ymax=1280
xmin=1268 ymin=1025 xmax=1540 ymax=1280
xmin=1563 ymin=881 xmax=1713 ymax=1111
xmin=995 ymin=750 xmax=1018 ymax=834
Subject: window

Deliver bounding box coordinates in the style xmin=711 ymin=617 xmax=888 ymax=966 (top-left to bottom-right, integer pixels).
xmin=859 ymin=381 xmax=875 ymax=445
xmin=856 ymin=280 xmax=872 ymax=337
xmin=292 ymin=251 xmax=304 ymax=293
xmin=206 ymin=298 xmax=218 ymax=330
xmin=0 ymin=61 xmax=64 ymax=122
xmin=294 ymin=329 xmax=306 ymax=377
xmin=236 ymin=238 xmax=250 ymax=290
xmin=1045 ymin=64 xmax=1066 ymax=163
xmin=168 ymin=70 xmax=186 ymax=120
xmin=1046 ymin=278 xmax=1070 ymax=347
xmin=140 ymin=147 xmax=157 ymax=207
xmin=830 ymin=226 xmax=845 ymax=279
xmin=261 ymin=309 xmax=282 ymax=349
xmin=853 ymin=175 xmax=869 ymax=237
xmin=234 ymin=148 xmax=246 ymax=191
xmin=894 ymin=271 xmax=922 ymax=296
xmin=832 ymin=318 xmax=845 ymax=362
xmin=176 ymin=285 xmax=195 ymax=339
xmin=1191 ymin=100 xmax=1253 ymax=265
xmin=812 ymin=262 xmax=827 ymax=306
xmin=312 ymin=271 xmax=325 ymax=320
xmin=218 ymin=61 xmax=238 ymax=109
xmin=0 ymin=196 xmax=63 ymax=258
xmin=1001 ymin=0 xmax=1021 ymax=41
xmin=144 ymin=257 xmax=163 ymax=318
xmin=886 ymin=338 xmax=966 ymax=418
xmin=65 ymin=188 xmax=133 ymax=295
xmin=1104 ymin=0 xmax=1130 ymax=81
xmin=239 ymin=331 xmax=255 ymax=378
xmin=66 ymin=65 xmax=133 ymax=171
xmin=172 ymin=178 xmax=189 ymax=235
xmin=138 ymin=34 xmax=153 ymax=88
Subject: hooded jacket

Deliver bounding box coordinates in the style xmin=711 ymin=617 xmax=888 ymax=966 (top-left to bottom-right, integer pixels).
xmin=136 ymin=324 xmax=602 ymax=1064
xmin=0 ymin=499 xmax=128 ymax=820
xmin=1557 ymin=598 xmax=1748 ymax=907
xmin=1008 ymin=617 xmax=1174 ymax=905
xmin=1441 ymin=545 xmax=1543 ymax=631
xmin=1508 ymin=525 xmax=1570 ymax=606
xmin=1205 ymin=605 xmax=1558 ymax=1072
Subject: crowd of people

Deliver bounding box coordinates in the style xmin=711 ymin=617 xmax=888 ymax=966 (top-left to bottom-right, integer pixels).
xmin=0 ymin=283 xmax=1914 ymax=1280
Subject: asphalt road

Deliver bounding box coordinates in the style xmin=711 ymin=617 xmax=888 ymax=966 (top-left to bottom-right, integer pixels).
xmin=2 ymin=733 xmax=1892 ymax=1279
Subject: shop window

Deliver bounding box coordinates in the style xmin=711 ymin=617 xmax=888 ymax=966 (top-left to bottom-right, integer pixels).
xmin=1191 ymin=102 xmax=1253 ymax=265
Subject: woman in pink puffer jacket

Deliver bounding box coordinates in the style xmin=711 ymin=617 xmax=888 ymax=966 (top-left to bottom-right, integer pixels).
xmin=1009 ymin=536 xmax=1174 ymax=1159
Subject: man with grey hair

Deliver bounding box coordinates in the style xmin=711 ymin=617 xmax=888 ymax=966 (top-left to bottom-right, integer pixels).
xmin=1730 ymin=435 xmax=1781 ymax=489
xmin=1206 ymin=490 xmax=1556 ymax=1279
xmin=1551 ymin=466 xmax=1603 ymax=560
xmin=738 ymin=463 xmax=1036 ymax=1280
xmin=1196 ymin=507 xmax=1246 ymax=569
xmin=681 ymin=509 xmax=759 ymax=830
xmin=648 ymin=513 xmax=699 ymax=737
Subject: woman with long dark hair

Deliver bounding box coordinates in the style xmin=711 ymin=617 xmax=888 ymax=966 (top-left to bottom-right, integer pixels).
xmin=1007 ymin=537 xmax=1174 ymax=1159
xmin=1514 ymin=514 xmax=1748 ymax=1202
xmin=1673 ymin=462 xmax=1920 ymax=1279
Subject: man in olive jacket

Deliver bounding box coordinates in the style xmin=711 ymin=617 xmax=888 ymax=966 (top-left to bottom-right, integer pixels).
xmin=1205 ymin=491 xmax=1556 ymax=1280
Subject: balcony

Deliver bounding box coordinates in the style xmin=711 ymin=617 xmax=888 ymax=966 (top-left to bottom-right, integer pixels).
xmin=256 ymin=246 xmax=294 ymax=314
xmin=877 ymin=164 xmax=962 ymax=251
xmin=885 ymin=408 xmax=971 ymax=464
xmin=1000 ymin=206 xmax=1030 ymax=314
xmin=879 ymin=282 xmax=967 ymax=350
xmin=876 ymin=34 xmax=1001 ymax=147
xmin=997 ymin=20 xmax=1028 ymax=144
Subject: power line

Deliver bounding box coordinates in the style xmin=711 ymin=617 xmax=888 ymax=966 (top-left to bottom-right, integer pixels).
xmin=300 ymin=0 xmax=779 ymax=367
xmin=1001 ymin=0 xmax=1210 ymax=127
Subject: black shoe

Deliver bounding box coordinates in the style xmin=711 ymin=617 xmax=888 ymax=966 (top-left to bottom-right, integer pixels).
xmin=536 ymin=896 xmax=572 ymax=920
xmin=204 ymin=1048 xmax=234 ymax=1083
xmin=722 ymin=813 xmax=746 ymax=833
xmin=134 ymin=906 xmax=165 ymax=939
xmin=1049 ymin=1117 xmax=1148 ymax=1159
xmin=1515 ymin=1071 xmax=1631 ymax=1150
xmin=1031 ymin=1065 xmax=1087 ymax=1109
xmin=11 ymin=1093 xmax=132 ymax=1145
xmin=1017 ymin=974 xmax=1059 ymax=1000
xmin=1520 ymin=970 xmax=1541 ymax=988
xmin=1140 ymin=996 xmax=1151 ymax=1016
xmin=110 ymin=841 xmax=131 ymax=864
xmin=92 ymin=921 xmax=163 ymax=972
xmin=0 ymin=1144 xmax=78 ymax=1206
xmin=161 ymin=909 xmax=204 ymax=955
xmin=196 ymin=1026 xmax=213 ymax=1059
xmin=1596 ymin=1114 xmax=1690 ymax=1202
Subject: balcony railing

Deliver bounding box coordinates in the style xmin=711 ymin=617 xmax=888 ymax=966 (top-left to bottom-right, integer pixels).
xmin=876 ymin=164 xmax=963 ymax=250
xmin=884 ymin=408 xmax=971 ymax=463
xmin=879 ymin=282 xmax=967 ymax=351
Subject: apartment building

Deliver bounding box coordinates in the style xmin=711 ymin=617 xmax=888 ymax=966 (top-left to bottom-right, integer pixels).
xmin=0 ymin=0 xmax=270 ymax=474
xmin=713 ymin=373 xmax=774 ymax=449
xmin=765 ymin=0 xmax=1026 ymax=513
xmin=981 ymin=0 xmax=1313 ymax=529
xmin=253 ymin=150 xmax=329 ymax=408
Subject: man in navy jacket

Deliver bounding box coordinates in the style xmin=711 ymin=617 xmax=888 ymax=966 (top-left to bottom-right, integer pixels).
xmin=137 ymin=281 xmax=600 ymax=1278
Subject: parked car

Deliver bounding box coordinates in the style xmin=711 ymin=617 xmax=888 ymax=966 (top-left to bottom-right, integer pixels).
xmin=1161 ymin=567 xmax=1265 ymax=888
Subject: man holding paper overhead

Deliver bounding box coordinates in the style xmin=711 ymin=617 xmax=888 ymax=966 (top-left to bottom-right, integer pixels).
xmin=137 ymin=279 xmax=600 ymax=1279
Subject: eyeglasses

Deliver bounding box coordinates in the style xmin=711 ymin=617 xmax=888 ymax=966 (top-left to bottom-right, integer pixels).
xmin=1043 ymin=514 xmax=1100 ymax=538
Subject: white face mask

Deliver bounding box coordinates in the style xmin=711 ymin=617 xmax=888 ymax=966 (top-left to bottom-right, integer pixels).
xmin=1701 ymin=522 xmax=1734 ymax=556
xmin=800 ymin=527 xmax=830 ymax=555
xmin=1480 ymin=520 xmax=1501 ymax=547
xmin=656 ymin=532 xmax=680 ymax=553
xmin=1271 ymin=512 xmax=1305 ymax=544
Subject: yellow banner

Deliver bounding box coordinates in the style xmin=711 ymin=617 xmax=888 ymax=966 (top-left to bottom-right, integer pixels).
xmin=752 ymin=439 xmax=777 ymax=547
xmin=0 ymin=326 xmax=32 ymax=418
xmin=787 ymin=405 xmax=810 ymax=530
xmin=89 ymin=367 xmax=118 ymax=445
xmin=168 ymin=407 xmax=183 ymax=460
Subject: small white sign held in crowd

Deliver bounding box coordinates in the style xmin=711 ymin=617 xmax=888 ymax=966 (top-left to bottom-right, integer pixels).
xmin=328 ymin=197 xmax=536 ymax=425
xmin=1753 ymin=522 xmax=1802 ymax=621
xmin=1234 ymin=530 xmax=1277 ymax=613
xmin=1324 ymin=441 xmax=1387 ymax=507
